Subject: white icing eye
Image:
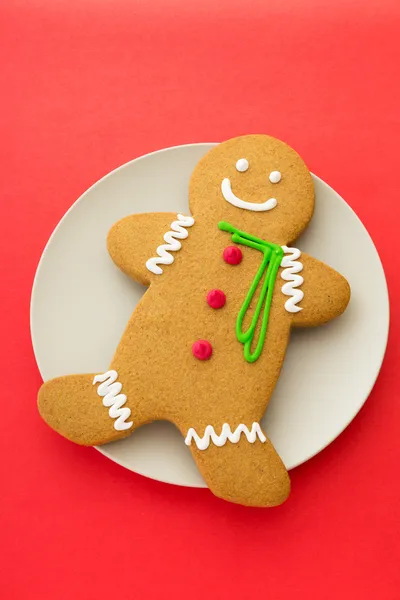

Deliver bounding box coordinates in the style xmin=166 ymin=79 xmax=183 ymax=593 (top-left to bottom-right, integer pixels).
xmin=236 ymin=158 xmax=249 ymax=172
xmin=269 ymin=170 xmax=281 ymax=184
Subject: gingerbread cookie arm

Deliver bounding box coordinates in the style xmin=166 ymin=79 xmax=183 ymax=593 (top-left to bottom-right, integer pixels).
xmin=107 ymin=212 xmax=195 ymax=286
xmin=287 ymin=252 xmax=350 ymax=327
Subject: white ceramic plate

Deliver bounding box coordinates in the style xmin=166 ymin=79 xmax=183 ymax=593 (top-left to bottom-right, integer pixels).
xmin=31 ymin=143 xmax=389 ymax=487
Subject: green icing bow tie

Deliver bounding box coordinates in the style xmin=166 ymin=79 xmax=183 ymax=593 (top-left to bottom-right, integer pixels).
xmin=218 ymin=221 xmax=284 ymax=363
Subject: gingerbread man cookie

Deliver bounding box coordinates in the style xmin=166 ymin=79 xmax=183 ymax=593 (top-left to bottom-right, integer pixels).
xmin=38 ymin=135 xmax=350 ymax=507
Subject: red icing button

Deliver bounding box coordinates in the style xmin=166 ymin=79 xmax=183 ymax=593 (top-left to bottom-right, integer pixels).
xmin=192 ymin=339 xmax=213 ymax=360
xmin=207 ymin=289 xmax=226 ymax=309
xmin=223 ymin=246 xmax=243 ymax=265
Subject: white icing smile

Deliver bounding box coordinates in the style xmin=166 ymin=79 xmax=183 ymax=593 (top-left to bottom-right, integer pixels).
xmin=221 ymin=178 xmax=277 ymax=212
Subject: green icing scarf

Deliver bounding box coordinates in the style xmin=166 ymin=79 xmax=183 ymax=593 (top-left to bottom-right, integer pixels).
xmin=218 ymin=221 xmax=284 ymax=363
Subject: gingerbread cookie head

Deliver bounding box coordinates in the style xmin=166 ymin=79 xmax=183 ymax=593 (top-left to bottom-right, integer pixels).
xmin=189 ymin=134 xmax=314 ymax=243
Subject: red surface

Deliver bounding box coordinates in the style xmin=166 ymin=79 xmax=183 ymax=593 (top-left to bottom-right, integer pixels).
xmin=1 ymin=1 xmax=399 ymax=598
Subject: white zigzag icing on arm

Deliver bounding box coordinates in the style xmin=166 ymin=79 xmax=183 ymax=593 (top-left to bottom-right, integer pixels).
xmin=185 ymin=423 xmax=266 ymax=451
xmin=93 ymin=370 xmax=133 ymax=431
xmin=280 ymin=246 xmax=304 ymax=313
xmin=146 ymin=214 xmax=195 ymax=275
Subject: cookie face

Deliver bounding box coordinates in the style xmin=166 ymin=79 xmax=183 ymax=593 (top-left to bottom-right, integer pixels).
xmin=189 ymin=135 xmax=315 ymax=244
xmin=37 ymin=134 xmax=350 ymax=508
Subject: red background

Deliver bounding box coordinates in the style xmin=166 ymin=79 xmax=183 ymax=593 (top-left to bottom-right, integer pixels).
xmin=2 ymin=1 xmax=399 ymax=598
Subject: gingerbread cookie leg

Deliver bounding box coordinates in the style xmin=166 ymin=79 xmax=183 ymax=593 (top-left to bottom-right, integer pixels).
xmin=38 ymin=371 xmax=137 ymax=446
xmin=186 ymin=423 xmax=290 ymax=507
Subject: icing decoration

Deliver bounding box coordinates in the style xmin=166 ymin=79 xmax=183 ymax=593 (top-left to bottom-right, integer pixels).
xmin=146 ymin=214 xmax=195 ymax=275
xmin=223 ymin=246 xmax=243 ymax=265
xmin=281 ymin=246 xmax=304 ymax=313
xmin=192 ymin=340 xmax=213 ymax=360
xmin=207 ymin=289 xmax=226 ymax=309
xmin=218 ymin=221 xmax=284 ymax=363
xmin=236 ymin=158 xmax=249 ymax=172
xmin=221 ymin=178 xmax=277 ymax=212
xmin=269 ymin=171 xmax=281 ymax=183
xmin=185 ymin=422 xmax=266 ymax=451
xmin=93 ymin=370 xmax=133 ymax=431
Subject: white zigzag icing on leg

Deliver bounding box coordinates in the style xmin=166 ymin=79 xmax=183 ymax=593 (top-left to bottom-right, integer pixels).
xmin=185 ymin=423 xmax=266 ymax=451
xmin=93 ymin=370 xmax=133 ymax=431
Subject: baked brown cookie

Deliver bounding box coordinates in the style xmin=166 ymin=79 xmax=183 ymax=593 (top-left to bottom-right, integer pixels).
xmin=38 ymin=134 xmax=350 ymax=507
